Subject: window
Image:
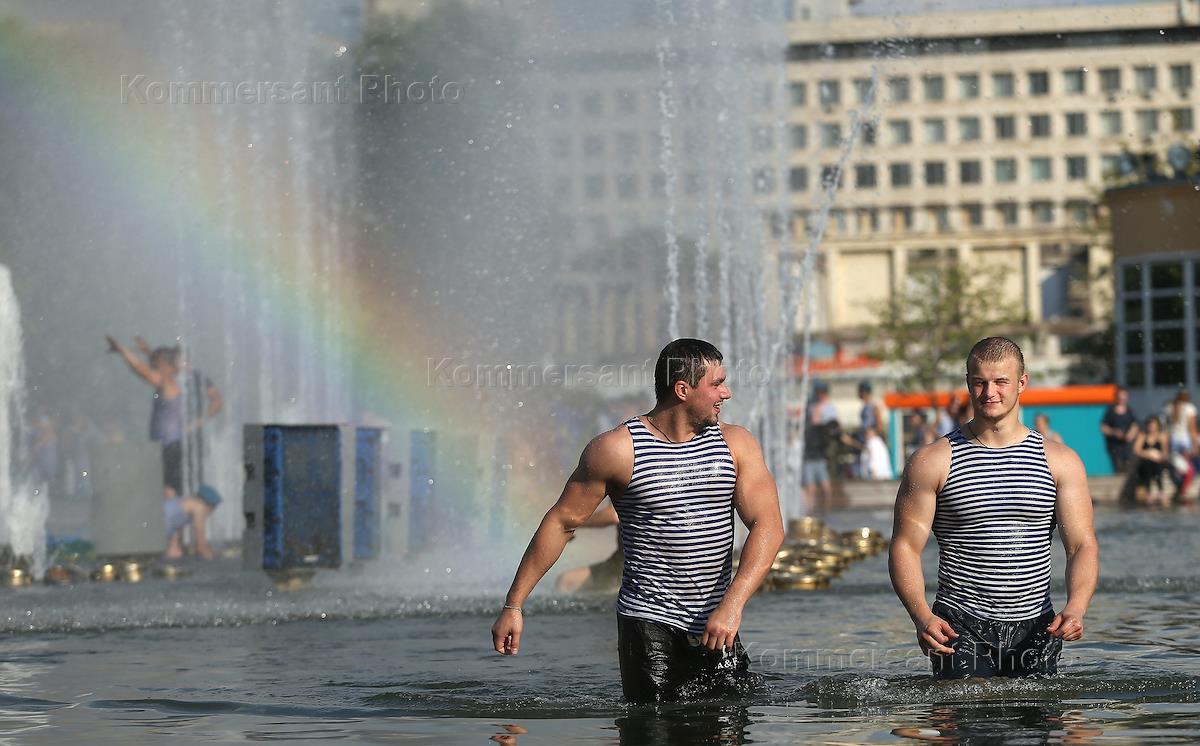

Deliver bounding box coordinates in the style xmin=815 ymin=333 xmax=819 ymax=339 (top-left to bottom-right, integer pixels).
xmin=855 ymin=163 xmax=877 ymax=188
xmin=684 ymin=172 xmax=702 ymax=196
xmin=584 ymin=174 xmax=606 ymax=199
xmin=617 ymin=132 xmax=639 ymax=158
xmin=1066 ymin=155 xmax=1088 ymax=180
xmin=1031 ymin=201 xmax=1055 ymax=225
xmin=1135 ymin=65 xmax=1158 ymax=94
xmin=923 ymin=74 xmax=945 ymax=101
xmin=819 ymin=79 xmax=840 ymax=106
xmin=753 ymin=167 xmax=775 ymax=195
xmin=1171 ymin=107 xmax=1194 ymax=132
xmin=1100 ymin=110 xmax=1123 ymax=136
xmin=1028 ymin=70 xmax=1049 ymax=96
xmin=789 ymin=167 xmax=808 ymax=192
xmin=615 ymin=89 xmax=637 ymax=114
xmin=923 ymin=117 xmax=946 ymax=143
xmin=553 ymin=175 xmax=572 ymax=200
xmin=1066 ymin=112 xmax=1088 ymax=137
xmin=1029 ymin=114 xmax=1051 ymax=138
xmin=960 ymin=160 xmax=982 ymax=185
xmin=994 ymin=115 xmax=1016 ymax=139
xmin=887 ymin=76 xmax=910 ymax=103
xmin=1030 ymin=157 xmax=1052 ymax=182
xmin=861 ymin=121 xmax=877 ymax=146
xmin=582 ymin=93 xmax=604 ymax=117
xmin=958 ymin=73 xmax=979 ymax=99
xmin=1137 ymin=109 xmax=1159 ymax=137
xmin=651 ymin=173 xmax=666 ymax=197
xmin=992 ymin=72 xmax=1015 ymax=98
xmin=854 ymin=77 xmax=875 ymax=105
xmin=997 ymin=201 xmax=1019 ymax=226
xmin=1171 ymin=63 xmax=1193 ymax=92
xmin=789 ymin=81 xmax=807 ymax=107
xmin=549 ymin=92 xmax=569 ymax=116
xmin=583 ymin=134 xmax=605 ymax=158
xmin=1102 ymin=154 xmax=1122 ymax=178
xmin=963 ymin=203 xmax=984 ymax=227
xmin=550 ymin=136 xmax=570 ymax=158
xmin=958 ymin=116 xmax=981 ymax=142
xmin=890 ymin=162 xmax=912 ymax=187
xmin=791 ymin=124 xmax=808 ymax=149
xmin=888 ymin=119 xmax=911 ymax=145
xmin=752 ymin=126 xmax=774 ymax=152
xmin=616 ymin=174 xmax=639 ymax=200
xmin=856 ymin=208 xmax=880 ymax=233
xmin=925 ymin=161 xmax=946 ymax=185
xmin=1063 ymin=68 xmax=1086 ymax=94
xmin=994 ymin=158 xmax=1017 ymax=183
xmin=892 ymin=206 xmax=913 ymax=231
xmin=1100 ymin=67 xmax=1121 ymax=94
xmin=1067 ymin=201 xmax=1092 ymax=227
xmin=821 ymin=165 xmax=842 ymax=190
xmin=820 ymin=122 xmax=842 ymax=148
xmin=928 ymin=205 xmax=951 ymax=232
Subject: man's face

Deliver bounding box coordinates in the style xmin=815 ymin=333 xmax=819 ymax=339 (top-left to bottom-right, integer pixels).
xmin=966 ymin=356 xmax=1027 ymax=421
xmin=1116 ymin=388 xmax=1129 ymax=406
xmin=686 ymin=362 xmax=732 ymax=426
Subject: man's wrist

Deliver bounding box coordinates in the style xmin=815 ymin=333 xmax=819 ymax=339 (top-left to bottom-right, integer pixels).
xmin=501 ymin=604 xmax=523 ymax=614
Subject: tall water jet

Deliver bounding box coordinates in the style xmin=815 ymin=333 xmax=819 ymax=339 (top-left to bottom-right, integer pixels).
xmin=0 ymin=264 xmax=46 ymax=573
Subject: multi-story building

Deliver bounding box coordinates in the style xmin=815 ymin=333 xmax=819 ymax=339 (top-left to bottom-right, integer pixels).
xmin=787 ymin=0 xmax=1200 ymax=380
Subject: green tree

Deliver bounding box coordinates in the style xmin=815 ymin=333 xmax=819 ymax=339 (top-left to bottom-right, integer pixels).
xmin=870 ymin=261 xmax=1028 ymax=398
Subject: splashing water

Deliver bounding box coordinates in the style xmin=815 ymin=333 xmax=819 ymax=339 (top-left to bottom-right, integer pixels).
xmin=0 ymin=265 xmax=46 ymax=571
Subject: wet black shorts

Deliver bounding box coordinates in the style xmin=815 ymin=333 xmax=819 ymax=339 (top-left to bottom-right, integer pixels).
xmin=930 ymin=601 xmax=1063 ymax=679
xmin=162 ymin=441 xmax=184 ymax=496
xmin=616 ymin=614 xmax=755 ymax=703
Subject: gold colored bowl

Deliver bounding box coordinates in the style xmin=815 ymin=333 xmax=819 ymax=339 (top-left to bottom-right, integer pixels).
xmin=772 ymin=572 xmax=831 ymax=591
xmin=787 ymin=517 xmax=825 ymax=539
xmin=2 ymin=567 xmax=31 ymax=588
xmin=156 ymin=564 xmax=186 ymax=581
xmin=43 ymin=565 xmax=80 ymax=586
xmin=120 ymin=561 xmax=143 ymax=584
xmin=91 ymin=563 xmax=118 ymax=582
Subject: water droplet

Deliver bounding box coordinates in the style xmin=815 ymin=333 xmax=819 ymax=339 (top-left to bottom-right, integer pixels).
xmin=335 ymin=45 xmax=348 ymax=57
xmin=320 ymin=612 xmax=327 ymax=619
xmin=81 ymin=471 xmax=88 ymax=477
xmin=445 ymin=567 xmax=452 ymax=574
xmin=32 ymin=489 xmax=39 ymax=496
xmin=505 ymin=123 xmax=513 ymax=129
xmin=517 ymin=401 xmax=524 ymax=407
xmin=247 ymin=143 xmax=254 ymax=149
xmin=427 ymin=478 xmax=435 ymax=485
xmin=495 ymin=79 xmax=503 ymax=85
xmin=1160 ymin=29 xmax=1165 ymax=34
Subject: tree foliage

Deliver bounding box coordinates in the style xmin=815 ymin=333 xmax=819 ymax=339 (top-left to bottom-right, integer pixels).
xmin=870 ymin=261 xmax=1028 ymax=397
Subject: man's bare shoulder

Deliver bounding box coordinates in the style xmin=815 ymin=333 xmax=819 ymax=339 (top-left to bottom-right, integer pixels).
xmin=579 ymin=423 xmax=634 ymax=476
xmin=904 ymin=436 xmax=952 ymax=485
xmin=718 ymin=422 xmax=754 ymax=445
xmin=1043 ymin=439 xmax=1086 ymax=478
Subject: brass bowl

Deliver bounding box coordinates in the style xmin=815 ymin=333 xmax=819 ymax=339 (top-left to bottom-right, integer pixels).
xmin=120 ymin=561 xmax=143 ymax=584
xmin=787 ymin=517 xmax=825 ymax=539
xmin=156 ymin=564 xmax=187 ymax=581
xmin=44 ymin=565 xmax=81 ymax=586
xmin=772 ymin=572 xmax=831 ymax=591
xmin=2 ymin=567 xmax=32 ymax=588
xmin=91 ymin=563 xmax=118 ymax=582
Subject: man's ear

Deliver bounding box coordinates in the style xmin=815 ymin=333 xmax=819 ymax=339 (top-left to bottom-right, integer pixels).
xmin=1019 ymin=372 xmax=1029 ymax=393
xmin=674 ymin=380 xmax=689 ymax=402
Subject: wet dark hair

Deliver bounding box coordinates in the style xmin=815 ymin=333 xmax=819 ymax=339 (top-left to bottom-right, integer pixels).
xmin=149 ymin=347 xmax=175 ymax=367
xmin=654 ymin=338 xmax=723 ymax=403
xmin=967 ymin=336 xmax=1025 ymax=375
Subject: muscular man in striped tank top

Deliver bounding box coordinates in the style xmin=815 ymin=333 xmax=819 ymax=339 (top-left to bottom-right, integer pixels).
xmin=890 ymin=337 xmax=1099 ymax=678
xmin=491 ymin=339 xmax=785 ymax=702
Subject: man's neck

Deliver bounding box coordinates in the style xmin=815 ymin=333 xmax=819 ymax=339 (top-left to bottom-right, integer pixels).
xmin=967 ymin=411 xmax=1028 ymax=447
xmin=645 ymin=406 xmax=700 ymax=443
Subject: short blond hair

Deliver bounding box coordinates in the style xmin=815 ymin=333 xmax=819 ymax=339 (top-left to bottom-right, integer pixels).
xmin=967 ymin=336 xmax=1024 ymax=375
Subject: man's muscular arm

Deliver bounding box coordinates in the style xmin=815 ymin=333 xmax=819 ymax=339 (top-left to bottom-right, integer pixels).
xmin=1045 ymin=441 xmax=1099 ymax=641
xmin=491 ymin=428 xmax=630 ymax=656
xmin=702 ymin=425 xmax=785 ymax=653
xmin=889 ymin=439 xmax=958 ymax=656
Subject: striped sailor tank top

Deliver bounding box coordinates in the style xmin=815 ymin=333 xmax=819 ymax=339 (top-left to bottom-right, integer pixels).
xmin=933 ymin=427 xmax=1058 ymax=621
xmin=612 ymin=417 xmax=738 ymax=634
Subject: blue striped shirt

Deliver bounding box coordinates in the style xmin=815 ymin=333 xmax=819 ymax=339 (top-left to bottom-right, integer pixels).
xmin=613 ymin=417 xmax=737 ymax=633
xmin=933 ymin=427 xmax=1057 ymax=621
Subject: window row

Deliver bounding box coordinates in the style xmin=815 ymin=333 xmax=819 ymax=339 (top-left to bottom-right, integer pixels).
xmin=794 ymin=200 xmax=1095 ymax=236
xmin=790 ymin=63 xmax=1195 ymax=108
xmin=786 ymin=154 xmax=1112 ymax=192
xmin=796 ymin=107 xmax=1195 ymax=150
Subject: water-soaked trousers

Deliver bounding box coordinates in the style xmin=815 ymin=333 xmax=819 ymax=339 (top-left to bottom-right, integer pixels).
xmin=616 ymin=615 xmax=754 ymax=703
xmin=930 ymin=601 xmax=1063 ymax=679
